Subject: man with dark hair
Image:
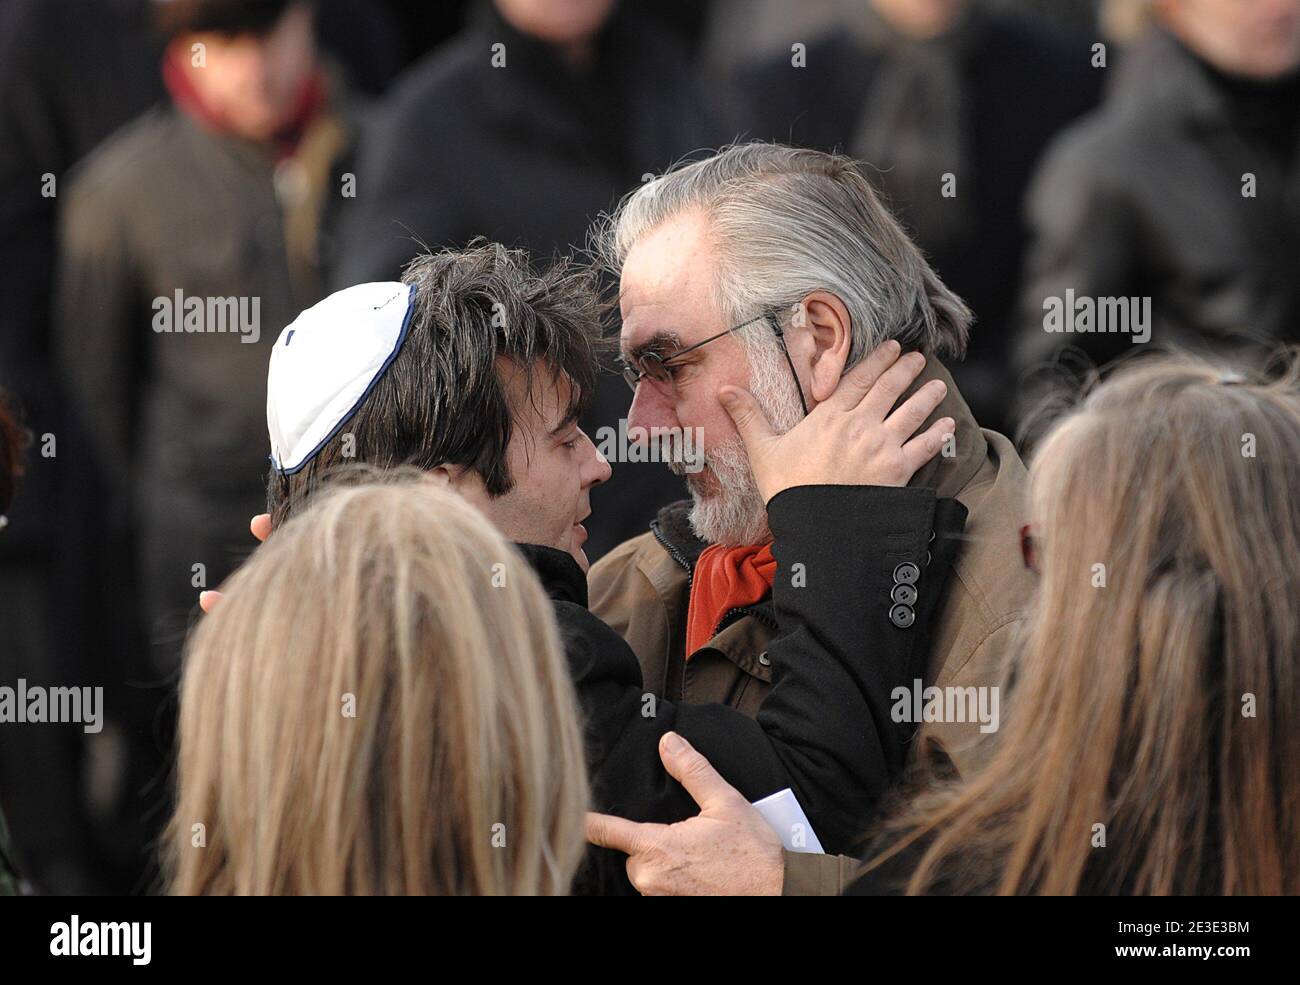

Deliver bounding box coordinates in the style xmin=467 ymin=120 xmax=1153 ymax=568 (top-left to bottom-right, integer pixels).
xmin=267 ymin=242 xmax=610 ymax=564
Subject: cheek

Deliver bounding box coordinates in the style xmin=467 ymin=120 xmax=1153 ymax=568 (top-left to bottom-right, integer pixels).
xmin=677 ymin=365 xmax=746 ymax=451
xmin=679 ymin=397 xmax=739 ymax=458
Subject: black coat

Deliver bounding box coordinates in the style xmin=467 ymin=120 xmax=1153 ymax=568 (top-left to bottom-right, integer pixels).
xmin=1014 ymin=28 xmax=1300 ymax=415
xmin=521 ymin=483 xmax=967 ymax=894
xmin=333 ymin=0 xmax=731 ymax=560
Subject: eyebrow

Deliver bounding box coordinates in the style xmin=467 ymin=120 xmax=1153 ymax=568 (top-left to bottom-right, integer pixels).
xmin=548 ymin=413 xmax=580 ymax=438
xmin=621 ymin=330 xmax=683 ymax=364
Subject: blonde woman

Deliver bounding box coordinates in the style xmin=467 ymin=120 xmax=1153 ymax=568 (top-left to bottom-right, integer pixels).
xmin=166 ymin=479 xmax=588 ymax=895
xmin=591 ymin=355 xmax=1300 ymax=896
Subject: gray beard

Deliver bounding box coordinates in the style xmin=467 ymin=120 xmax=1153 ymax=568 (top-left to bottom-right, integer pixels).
xmin=671 ymin=336 xmax=804 ymax=546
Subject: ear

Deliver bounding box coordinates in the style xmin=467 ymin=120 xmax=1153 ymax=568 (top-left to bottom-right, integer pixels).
xmin=428 ymin=465 xmax=458 ymax=487
xmin=797 ymin=291 xmax=853 ymax=404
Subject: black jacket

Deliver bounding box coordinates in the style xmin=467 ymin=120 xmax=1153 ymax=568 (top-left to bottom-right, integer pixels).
xmin=521 ymin=483 xmax=967 ymax=894
xmin=1014 ymin=28 xmax=1300 ymax=414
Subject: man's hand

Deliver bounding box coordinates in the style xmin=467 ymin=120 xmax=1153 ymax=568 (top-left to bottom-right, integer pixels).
xmin=585 ymin=731 xmax=785 ymax=896
xmin=197 ymin=513 xmax=272 ymax=613
xmin=718 ymin=340 xmax=955 ymax=503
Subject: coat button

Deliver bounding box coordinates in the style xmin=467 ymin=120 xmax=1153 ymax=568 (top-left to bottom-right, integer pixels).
xmin=889 ymin=603 xmax=915 ymax=628
xmin=757 ymin=651 xmax=771 ymax=667
xmin=893 ymin=561 xmax=920 ymax=585
xmin=891 ymin=583 xmax=918 ymax=606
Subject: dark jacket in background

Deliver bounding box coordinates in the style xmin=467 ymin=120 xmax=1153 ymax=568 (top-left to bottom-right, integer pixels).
xmin=1014 ymin=28 xmax=1300 ymax=424
xmin=731 ymin=6 xmax=1101 ymax=434
xmin=523 ymin=484 xmax=966 ymax=894
xmin=0 ymin=0 xmax=166 ymax=895
xmin=55 ymin=88 xmax=360 ymax=673
xmin=334 ymin=0 xmax=731 ymax=560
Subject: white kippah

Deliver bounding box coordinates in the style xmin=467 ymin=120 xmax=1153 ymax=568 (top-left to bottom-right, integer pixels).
xmin=266 ymin=282 xmax=416 ymax=473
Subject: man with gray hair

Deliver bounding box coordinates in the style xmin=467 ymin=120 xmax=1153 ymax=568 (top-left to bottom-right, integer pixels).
xmin=588 ymin=143 xmax=1036 ymax=892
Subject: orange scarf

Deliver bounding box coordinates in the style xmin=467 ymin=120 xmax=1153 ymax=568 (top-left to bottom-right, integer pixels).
xmin=685 ymin=543 xmax=777 ymax=657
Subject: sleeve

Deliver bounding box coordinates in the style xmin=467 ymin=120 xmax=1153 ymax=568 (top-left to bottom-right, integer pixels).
xmin=571 ymin=485 xmax=966 ymax=865
xmin=781 ymin=850 xmax=863 ymax=897
xmin=1013 ymin=127 xmax=1142 ymax=387
xmin=52 ymin=170 xmax=144 ymax=497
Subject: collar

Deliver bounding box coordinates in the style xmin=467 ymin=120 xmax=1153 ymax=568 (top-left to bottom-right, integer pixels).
xmin=515 ymin=543 xmax=588 ymax=607
xmin=1110 ymin=28 xmax=1237 ymax=133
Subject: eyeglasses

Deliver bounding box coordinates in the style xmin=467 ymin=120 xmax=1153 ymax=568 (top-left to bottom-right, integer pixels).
xmin=620 ymin=308 xmax=809 ymax=415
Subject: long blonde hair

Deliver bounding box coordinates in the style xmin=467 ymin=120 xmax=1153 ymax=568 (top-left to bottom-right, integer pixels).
xmin=873 ymin=355 xmax=1300 ymax=895
xmin=166 ymin=477 xmax=589 ymax=894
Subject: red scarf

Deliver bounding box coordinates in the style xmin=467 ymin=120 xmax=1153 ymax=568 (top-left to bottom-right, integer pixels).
xmin=162 ymin=46 xmax=325 ymax=160
xmin=685 ymin=543 xmax=777 ymax=657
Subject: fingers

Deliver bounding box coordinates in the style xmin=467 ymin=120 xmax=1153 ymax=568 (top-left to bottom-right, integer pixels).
xmin=828 ymin=339 xmax=902 ymax=409
xmin=657 ymin=731 xmax=748 ymax=814
xmin=718 ymin=385 xmax=775 ymax=452
xmin=198 ymin=590 xmax=224 ymax=614
xmin=584 ymin=811 xmax=663 ymax=856
xmin=861 ymin=350 xmax=928 ymax=422
xmin=900 ymin=417 xmax=957 ymax=476
xmin=250 ymin=514 xmax=272 ymax=543
xmin=884 ymin=378 xmax=948 ymax=443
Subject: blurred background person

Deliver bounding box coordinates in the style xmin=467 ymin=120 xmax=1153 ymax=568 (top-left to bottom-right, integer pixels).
xmin=47 ymin=0 xmax=363 ymax=892
xmin=0 ymin=388 xmax=30 ymax=895
xmin=0 ymin=0 xmax=166 ymax=895
xmin=1014 ymin=0 xmax=1300 ymax=430
xmin=723 ymin=0 xmax=1103 ymax=433
xmin=55 ymin=0 xmax=362 ymax=668
xmin=334 ymin=0 xmax=728 ymax=560
xmin=167 ymin=479 xmax=589 ymax=895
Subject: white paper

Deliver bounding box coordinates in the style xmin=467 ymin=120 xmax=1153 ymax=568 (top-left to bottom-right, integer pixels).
xmin=751 ymin=787 xmax=825 ymax=854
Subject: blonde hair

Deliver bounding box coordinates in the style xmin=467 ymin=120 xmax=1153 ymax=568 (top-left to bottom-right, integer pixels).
xmin=166 ymin=476 xmax=589 ymax=895
xmin=872 ymin=354 xmax=1300 ymax=895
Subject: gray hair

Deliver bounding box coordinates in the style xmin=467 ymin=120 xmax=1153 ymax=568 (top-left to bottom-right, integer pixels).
xmin=595 ymin=142 xmax=971 ymax=364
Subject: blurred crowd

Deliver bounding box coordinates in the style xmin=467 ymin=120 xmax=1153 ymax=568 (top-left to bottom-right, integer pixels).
xmin=0 ymin=0 xmax=1296 ymax=894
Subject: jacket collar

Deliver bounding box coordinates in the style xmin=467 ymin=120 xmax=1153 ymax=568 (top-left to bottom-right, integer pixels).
xmin=650 ymin=355 xmax=986 ymax=568
xmin=516 ymin=543 xmax=589 ymax=607
xmin=1111 ymin=28 xmax=1240 ymax=133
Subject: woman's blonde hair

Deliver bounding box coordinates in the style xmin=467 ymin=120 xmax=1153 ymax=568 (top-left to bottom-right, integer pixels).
xmin=166 ymin=475 xmax=589 ymax=894
xmin=872 ymin=354 xmax=1300 ymax=895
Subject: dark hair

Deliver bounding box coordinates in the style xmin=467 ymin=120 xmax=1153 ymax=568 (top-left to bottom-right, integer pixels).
xmin=0 ymin=390 xmax=27 ymax=516
xmin=266 ymin=242 xmax=608 ymax=528
xmin=154 ymin=0 xmax=309 ymax=39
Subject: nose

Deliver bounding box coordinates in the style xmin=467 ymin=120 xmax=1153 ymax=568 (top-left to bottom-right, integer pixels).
xmin=579 ymin=429 xmax=612 ymax=489
xmin=627 ymin=380 xmax=679 ymax=439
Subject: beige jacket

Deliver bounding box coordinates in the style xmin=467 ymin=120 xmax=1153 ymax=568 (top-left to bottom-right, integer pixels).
xmin=587 ymin=359 xmax=1037 ymax=893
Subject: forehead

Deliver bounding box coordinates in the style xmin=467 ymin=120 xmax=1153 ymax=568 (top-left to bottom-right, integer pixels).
xmin=618 ymin=210 xmax=723 ymax=355
xmin=497 ymin=357 xmax=573 ymax=434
